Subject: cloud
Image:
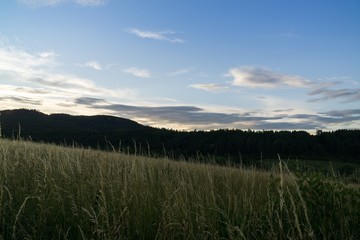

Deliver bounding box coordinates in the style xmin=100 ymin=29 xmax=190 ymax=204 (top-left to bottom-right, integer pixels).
xmin=18 ymin=0 xmax=106 ymax=7
xmin=73 ymin=97 xmax=288 ymax=129
xmin=123 ymin=67 xmax=151 ymax=78
xmin=319 ymin=109 xmax=360 ymax=123
xmin=75 ymin=97 xmax=106 ymax=105
xmin=189 ymin=83 xmax=229 ymax=92
xmin=0 ymin=96 xmax=42 ymax=105
xmin=14 ymin=86 xmax=51 ymax=94
xmin=83 ymin=61 xmax=103 ymax=71
xmin=191 ymin=66 xmax=313 ymax=94
xmin=321 ymin=109 xmax=360 ymax=117
xmin=0 ymin=42 xmax=136 ymax=101
xmin=18 ymin=0 xmax=63 ymax=6
xmin=74 ymin=0 xmax=106 ymax=6
xmin=0 ymin=45 xmax=104 ymax=94
xmin=126 ymin=28 xmax=184 ymax=43
xmin=80 ymin=61 xmax=118 ymax=71
xmin=74 ymin=97 xmax=360 ymax=131
xmin=190 ymin=65 xmax=359 ymax=106
xmin=254 ymin=121 xmax=320 ymax=130
xmin=0 ymin=41 xmax=136 ymax=115
xmin=229 ymin=66 xmax=311 ymax=88
xmin=0 ymin=44 xmax=56 ymax=72
xmin=75 ymin=97 xmax=244 ymax=125
xmin=169 ymin=68 xmax=191 ymax=76
xmin=308 ymin=87 xmax=360 ymax=103
xmin=38 ymin=51 xmax=57 ymax=58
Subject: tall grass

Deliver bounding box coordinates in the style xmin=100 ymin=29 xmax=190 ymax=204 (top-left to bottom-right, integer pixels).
xmin=0 ymin=138 xmax=359 ymax=239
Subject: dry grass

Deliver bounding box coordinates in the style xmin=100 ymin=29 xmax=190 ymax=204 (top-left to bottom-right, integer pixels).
xmin=0 ymin=138 xmax=359 ymax=239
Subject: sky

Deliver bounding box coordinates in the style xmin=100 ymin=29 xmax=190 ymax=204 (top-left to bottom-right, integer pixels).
xmin=1 ymin=0 xmax=360 ymax=132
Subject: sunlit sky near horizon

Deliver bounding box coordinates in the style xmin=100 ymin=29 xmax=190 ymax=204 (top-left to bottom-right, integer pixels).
xmin=1 ymin=0 xmax=360 ymax=132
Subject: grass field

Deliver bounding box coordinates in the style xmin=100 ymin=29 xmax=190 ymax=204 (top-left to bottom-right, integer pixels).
xmin=0 ymin=139 xmax=359 ymax=239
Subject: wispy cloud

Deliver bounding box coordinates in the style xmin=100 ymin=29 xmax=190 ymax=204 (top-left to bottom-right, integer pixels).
xmin=18 ymin=0 xmax=106 ymax=7
xmin=38 ymin=51 xmax=57 ymax=58
xmin=190 ymin=65 xmax=360 ymax=105
xmin=189 ymin=83 xmax=229 ymax=92
xmin=123 ymin=67 xmax=151 ymax=78
xmin=229 ymin=66 xmax=311 ymax=88
xmin=0 ymin=45 xmax=102 ymax=94
xmin=126 ymin=28 xmax=184 ymax=43
xmin=191 ymin=66 xmax=311 ymax=94
xmin=320 ymin=109 xmax=360 ymax=119
xmin=0 ymin=96 xmax=42 ymax=106
xmin=308 ymin=87 xmax=360 ymax=103
xmin=75 ymin=97 xmax=252 ymax=127
xmin=83 ymin=61 xmax=103 ymax=71
xmin=74 ymin=97 xmax=360 ymax=131
xmin=74 ymin=0 xmax=106 ymax=6
xmin=169 ymin=68 xmax=191 ymax=76
xmin=80 ymin=61 xmax=118 ymax=71
xmin=0 ymin=42 xmax=136 ymax=108
xmin=18 ymin=0 xmax=63 ymax=7
xmin=0 ymin=44 xmax=56 ymax=76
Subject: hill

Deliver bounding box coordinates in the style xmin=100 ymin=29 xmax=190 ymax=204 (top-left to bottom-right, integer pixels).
xmin=0 ymin=109 xmax=146 ymax=132
xmin=0 ymin=109 xmax=149 ymax=146
xmin=0 ymin=138 xmax=359 ymax=239
xmin=1 ymin=109 xmax=360 ymax=167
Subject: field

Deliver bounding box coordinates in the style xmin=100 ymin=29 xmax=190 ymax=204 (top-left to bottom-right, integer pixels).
xmin=0 ymin=139 xmax=359 ymax=239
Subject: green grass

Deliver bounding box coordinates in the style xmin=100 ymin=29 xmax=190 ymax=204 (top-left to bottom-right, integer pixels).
xmin=0 ymin=139 xmax=359 ymax=239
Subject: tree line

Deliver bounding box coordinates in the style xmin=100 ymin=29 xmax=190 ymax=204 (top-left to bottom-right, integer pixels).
xmin=1 ymin=109 xmax=359 ymax=165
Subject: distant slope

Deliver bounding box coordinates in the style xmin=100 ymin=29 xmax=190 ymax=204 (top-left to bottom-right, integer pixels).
xmin=1 ymin=109 xmax=359 ymax=166
xmin=0 ymin=109 xmax=149 ymax=143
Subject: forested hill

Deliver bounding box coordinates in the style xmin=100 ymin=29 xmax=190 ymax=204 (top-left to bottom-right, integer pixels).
xmin=1 ymin=109 xmax=359 ymax=164
xmin=0 ymin=109 xmax=148 ymax=143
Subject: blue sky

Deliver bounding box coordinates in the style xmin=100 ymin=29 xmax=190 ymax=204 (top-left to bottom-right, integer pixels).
xmin=1 ymin=0 xmax=359 ymax=131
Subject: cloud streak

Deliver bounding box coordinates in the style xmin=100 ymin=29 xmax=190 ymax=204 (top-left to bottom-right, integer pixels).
xmin=0 ymin=43 xmax=92 ymax=93
xmin=2 ymin=40 xmax=358 ymax=131
xmin=18 ymin=0 xmax=63 ymax=6
xmin=191 ymin=66 xmax=360 ymax=104
xmin=190 ymin=83 xmax=229 ymax=92
xmin=169 ymin=68 xmax=191 ymax=76
xmin=74 ymin=0 xmax=106 ymax=6
xmin=123 ymin=67 xmax=151 ymax=78
xmin=308 ymin=87 xmax=360 ymax=103
xmin=18 ymin=0 xmax=106 ymax=7
xmin=0 ymin=42 xmax=137 ymax=110
xmin=126 ymin=28 xmax=184 ymax=43
xmin=83 ymin=61 xmax=103 ymax=71
xmin=74 ymin=97 xmax=360 ymax=131
xmin=0 ymin=96 xmax=42 ymax=105
xmin=229 ymin=66 xmax=311 ymax=88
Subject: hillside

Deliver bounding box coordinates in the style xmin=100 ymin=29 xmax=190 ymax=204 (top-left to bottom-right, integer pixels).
xmin=0 ymin=109 xmax=146 ymax=133
xmin=0 ymin=139 xmax=359 ymax=239
xmin=0 ymin=109 xmax=149 ymax=146
xmin=1 ymin=109 xmax=360 ymax=166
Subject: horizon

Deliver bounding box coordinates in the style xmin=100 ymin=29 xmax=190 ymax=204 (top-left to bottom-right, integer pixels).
xmin=3 ymin=108 xmax=359 ymax=135
xmin=1 ymin=0 xmax=359 ymax=132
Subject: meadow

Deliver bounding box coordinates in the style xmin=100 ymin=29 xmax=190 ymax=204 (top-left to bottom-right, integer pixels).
xmin=0 ymin=138 xmax=359 ymax=239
